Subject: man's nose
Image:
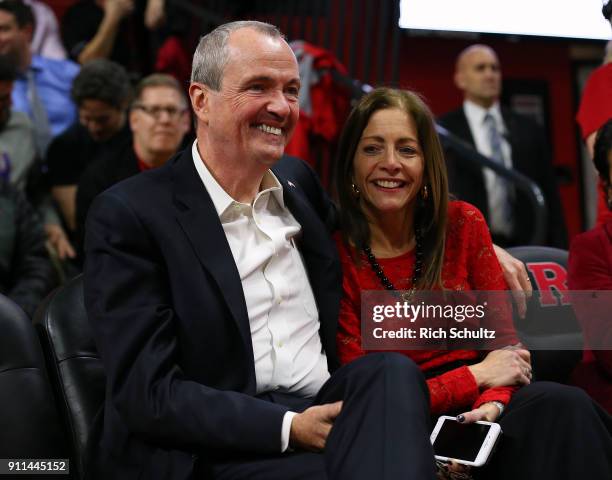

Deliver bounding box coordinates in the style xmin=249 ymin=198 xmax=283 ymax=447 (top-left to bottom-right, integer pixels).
xmin=266 ymin=90 xmax=291 ymax=119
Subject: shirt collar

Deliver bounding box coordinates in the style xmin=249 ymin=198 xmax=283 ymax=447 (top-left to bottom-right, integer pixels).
xmin=464 ymin=100 xmax=505 ymax=132
xmin=191 ymin=140 xmax=285 ymax=218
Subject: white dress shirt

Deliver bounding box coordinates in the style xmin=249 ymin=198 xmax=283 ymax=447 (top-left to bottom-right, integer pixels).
xmin=192 ymin=142 xmax=330 ymax=451
xmin=463 ymin=100 xmax=514 ymax=236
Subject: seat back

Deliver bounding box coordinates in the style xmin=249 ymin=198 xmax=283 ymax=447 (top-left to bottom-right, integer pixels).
xmin=0 ymin=294 xmax=68 ymax=459
xmin=507 ymin=246 xmax=582 ymax=382
xmin=34 ymin=275 xmax=106 ymax=480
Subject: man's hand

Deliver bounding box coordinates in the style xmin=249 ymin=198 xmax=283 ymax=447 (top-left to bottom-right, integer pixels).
xmin=492 ymin=244 xmax=532 ymax=318
xmin=468 ymin=348 xmax=532 ymax=388
xmin=45 ymin=223 xmax=76 ymax=260
xmin=289 ymin=401 xmax=342 ymax=452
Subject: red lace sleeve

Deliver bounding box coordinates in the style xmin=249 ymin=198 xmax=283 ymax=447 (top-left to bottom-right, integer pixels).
xmin=455 ymin=202 xmax=519 ymax=408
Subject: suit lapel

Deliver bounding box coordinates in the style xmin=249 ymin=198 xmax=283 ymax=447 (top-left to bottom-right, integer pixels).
xmin=171 ymin=150 xmax=253 ymax=354
xmin=458 ymin=108 xmax=477 ymax=147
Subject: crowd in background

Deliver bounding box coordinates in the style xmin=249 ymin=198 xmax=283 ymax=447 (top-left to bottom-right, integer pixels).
xmin=0 ymin=0 xmax=609 ymax=368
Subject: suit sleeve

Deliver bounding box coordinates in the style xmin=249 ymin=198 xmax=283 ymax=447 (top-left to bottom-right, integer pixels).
xmin=84 ymin=192 xmax=289 ymax=453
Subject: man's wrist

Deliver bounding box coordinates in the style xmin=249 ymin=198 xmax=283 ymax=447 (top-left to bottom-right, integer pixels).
xmin=280 ymin=411 xmax=297 ymax=452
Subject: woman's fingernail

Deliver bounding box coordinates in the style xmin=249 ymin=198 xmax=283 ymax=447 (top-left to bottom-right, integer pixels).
xmin=456 ymin=414 xmax=465 ymax=423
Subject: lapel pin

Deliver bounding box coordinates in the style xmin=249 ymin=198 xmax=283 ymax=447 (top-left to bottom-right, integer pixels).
xmin=288 ymin=181 xmax=296 ymax=188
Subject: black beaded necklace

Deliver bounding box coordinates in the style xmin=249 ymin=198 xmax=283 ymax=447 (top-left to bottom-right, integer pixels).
xmin=363 ymin=225 xmax=423 ymax=299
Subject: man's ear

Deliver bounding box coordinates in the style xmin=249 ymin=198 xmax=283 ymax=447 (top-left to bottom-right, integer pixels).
xmin=453 ymin=70 xmax=465 ymax=91
xmin=189 ymin=82 xmax=210 ymax=125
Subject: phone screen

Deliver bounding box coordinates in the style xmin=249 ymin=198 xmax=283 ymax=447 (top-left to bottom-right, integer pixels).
xmin=433 ymin=420 xmax=492 ymax=462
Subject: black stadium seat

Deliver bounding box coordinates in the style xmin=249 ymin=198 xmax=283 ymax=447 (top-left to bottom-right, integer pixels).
xmin=0 ymin=294 xmax=69 ymax=462
xmin=507 ymin=246 xmax=583 ymax=383
xmin=34 ymin=275 xmax=105 ymax=480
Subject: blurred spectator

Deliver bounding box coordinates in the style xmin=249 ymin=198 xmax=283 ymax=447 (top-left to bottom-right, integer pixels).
xmin=62 ymin=0 xmax=163 ymax=76
xmin=24 ymin=0 xmax=67 ymax=59
xmin=0 ymin=182 xmax=56 ymax=317
xmin=0 ymin=53 xmax=74 ymax=265
xmin=0 ymin=0 xmax=79 ymax=157
xmin=438 ymin=44 xmax=567 ymax=248
xmin=576 ymin=1 xmax=612 ymax=226
xmin=0 ymin=53 xmax=36 ymax=191
xmin=76 ymin=73 xmax=189 ymax=255
xmin=568 ymin=118 xmax=612 ymax=413
xmin=46 ymin=59 xmax=131 ymax=235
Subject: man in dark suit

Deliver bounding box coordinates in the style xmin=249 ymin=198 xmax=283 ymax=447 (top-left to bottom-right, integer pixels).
xmin=438 ymin=44 xmax=567 ymax=248
xmin=83 ymin=20 xmax=435 ymax=480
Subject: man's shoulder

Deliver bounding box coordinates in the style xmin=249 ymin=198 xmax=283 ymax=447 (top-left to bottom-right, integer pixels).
xmin=98 ymin=152 xmax=178 ymax=204
xmin=33 ymin=55 xmax=80 ymax=82
xmin=437 ymin=107 xmax=466 ymax=126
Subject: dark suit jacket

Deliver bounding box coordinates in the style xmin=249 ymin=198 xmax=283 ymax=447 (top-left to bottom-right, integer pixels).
xmin=438 ymin=106 xmax=568 ymax=248
xmin=83 ymin=149 xmax=341 ymax=479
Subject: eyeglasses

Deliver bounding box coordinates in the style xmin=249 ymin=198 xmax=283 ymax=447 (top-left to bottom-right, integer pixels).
xmin=132 ymin=104 xmax=187 ymax=120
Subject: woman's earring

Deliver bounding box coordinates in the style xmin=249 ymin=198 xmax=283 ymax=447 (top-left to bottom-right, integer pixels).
xmin=421 ymin=185 xmax=429 ymax=200
xmin=351 ymin=183 xmax=361 ymax=198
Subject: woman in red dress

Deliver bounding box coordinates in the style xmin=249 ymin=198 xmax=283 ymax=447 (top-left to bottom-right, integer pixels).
xmin=333 ymin=87 xmax=612 ymax=479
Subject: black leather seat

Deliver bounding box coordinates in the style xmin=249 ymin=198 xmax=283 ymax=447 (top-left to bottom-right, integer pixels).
xmin=0 ymin=294 xmax=68 ymax=460
xmin=507 ymin=246 xmax=582 ymax=383
xmin=34 ymin=275 xmax=106 ymax=480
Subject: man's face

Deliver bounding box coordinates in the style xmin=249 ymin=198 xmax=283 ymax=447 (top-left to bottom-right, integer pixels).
xmin=79 ymin=99 xmax=126 ymax=142
xmin=130 ymin=85 xmax=189 ymax=159
xmin=0 ymin=80 xmax=12 ymax=130
xmin=201 ymin=28 xmax=300 ymax=170
xmin=455 ymin=47 xmax=502 ymax=108
xmin=0 ymin=11 xmax=30 ymax=65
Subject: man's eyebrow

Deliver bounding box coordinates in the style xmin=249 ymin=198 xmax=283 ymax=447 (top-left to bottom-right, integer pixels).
xmin=241 ymin=75 xmax=301 ymax=86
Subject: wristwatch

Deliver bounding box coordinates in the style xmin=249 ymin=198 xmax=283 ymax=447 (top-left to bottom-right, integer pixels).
xmin=490 ymin=401 xmax=505 ymax=416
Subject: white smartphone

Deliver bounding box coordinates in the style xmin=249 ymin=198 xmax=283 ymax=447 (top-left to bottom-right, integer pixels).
xmin=430 ymin=415 xmax=502 ymax=467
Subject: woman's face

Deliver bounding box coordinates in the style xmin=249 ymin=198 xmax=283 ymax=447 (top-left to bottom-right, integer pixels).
xmin=353 ymin=107 xmax=424 ymax=221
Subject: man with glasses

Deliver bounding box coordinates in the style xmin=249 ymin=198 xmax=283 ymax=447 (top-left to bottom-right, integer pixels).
xmin=75 ymin=73 xmax=190 ymax=259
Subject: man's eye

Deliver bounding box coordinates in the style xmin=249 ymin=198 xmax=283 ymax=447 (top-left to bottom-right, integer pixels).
xmin=249 ymin=84 xmax=264 ymax=92
xmin=286 ymin=87 xmax=300 ymax=97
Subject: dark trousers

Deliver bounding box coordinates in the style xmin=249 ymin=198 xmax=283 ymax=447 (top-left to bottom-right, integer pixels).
xmin=198 ymin=353 xmax=437 ymax=480
xmin=476 ymin=381 xmax=612 ymax=480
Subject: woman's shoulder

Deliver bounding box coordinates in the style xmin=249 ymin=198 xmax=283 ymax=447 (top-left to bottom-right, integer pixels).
xmin=447 ymin=200 xmax=487 ymax=227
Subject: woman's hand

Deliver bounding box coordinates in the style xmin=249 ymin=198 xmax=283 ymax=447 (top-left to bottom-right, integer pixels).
xmin=456 ymin=402 xmax=502 ymax=424
xmin=440 ymin=403 xmax=503 ymax=479
xmin=468 ymin=348 xmax=532 ymax=388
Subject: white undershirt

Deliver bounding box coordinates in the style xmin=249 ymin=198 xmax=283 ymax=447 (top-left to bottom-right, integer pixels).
xmin=191 ymin=141 xmax=330 ymax=451
xmin=463 ymin=100 xmax=514 ymax=236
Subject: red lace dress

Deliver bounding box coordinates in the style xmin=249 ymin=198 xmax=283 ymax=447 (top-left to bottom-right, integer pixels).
xmin=335 ymin=201 xmax=519 ymax=415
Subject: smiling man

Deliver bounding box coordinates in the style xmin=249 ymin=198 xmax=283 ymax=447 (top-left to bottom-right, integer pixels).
xmin=84 ymin=20 xmax=436 ymax=480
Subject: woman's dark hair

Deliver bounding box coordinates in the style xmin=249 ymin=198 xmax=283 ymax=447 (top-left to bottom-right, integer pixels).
xmin=71 ymin=59 xmax=132 ymax=109
xmin=334 ymin=87 xmax=449 ymax=289
xmin=593 ymin=118 xmax=612 ymax=209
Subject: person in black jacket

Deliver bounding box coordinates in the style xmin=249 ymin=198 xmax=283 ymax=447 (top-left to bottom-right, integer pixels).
xmin=438 ymin=44 xmax=568 ymax=248
xmin=0 ymin=182 xmax=55 ymax=317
